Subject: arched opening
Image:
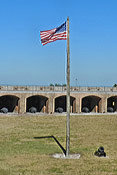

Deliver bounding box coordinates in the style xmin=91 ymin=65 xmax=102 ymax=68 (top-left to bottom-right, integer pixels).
xmin=26 ymin=95 xmax=48 ymax=113
xmin=55 ymin=96 xmax=76 ymax=113
xmin=107 ymin=96 xmax=117 ymax=112
xmin=82 ymin=95 xmax=101 ymax=113
xmin=0 ymin=95 xmax=19 ymax=113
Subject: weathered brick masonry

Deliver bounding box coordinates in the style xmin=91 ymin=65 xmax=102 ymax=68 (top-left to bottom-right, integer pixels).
xmin=0 ymin=85 xmax=117 ymax=114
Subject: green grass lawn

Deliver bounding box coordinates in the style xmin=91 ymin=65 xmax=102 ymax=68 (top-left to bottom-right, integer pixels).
xmin=0 ymin=114 xmax=117 ymax=175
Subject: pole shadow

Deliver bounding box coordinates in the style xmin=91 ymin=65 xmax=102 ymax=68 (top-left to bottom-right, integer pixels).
xmin=33 ymin=135 xmax=66 ymax=155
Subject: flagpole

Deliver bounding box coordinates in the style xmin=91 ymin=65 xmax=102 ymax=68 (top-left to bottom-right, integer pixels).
xmin=66 ymin=17 xmax=70 ymax=157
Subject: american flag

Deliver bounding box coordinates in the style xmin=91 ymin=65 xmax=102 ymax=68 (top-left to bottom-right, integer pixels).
xmin=40 ymin=22 xmax=67 ymax=45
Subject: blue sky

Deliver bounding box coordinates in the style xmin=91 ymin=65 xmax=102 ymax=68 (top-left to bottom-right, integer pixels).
xmin=0 ymin=0 xmax=117 ymax=86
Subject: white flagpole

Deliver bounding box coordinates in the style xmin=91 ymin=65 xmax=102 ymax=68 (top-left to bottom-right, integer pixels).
xmin=66 ymin=17 xmax=70 ymax=157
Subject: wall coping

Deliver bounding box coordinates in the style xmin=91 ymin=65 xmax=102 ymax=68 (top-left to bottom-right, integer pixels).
xmin=0 ymin=85 xmax=117 ymax=92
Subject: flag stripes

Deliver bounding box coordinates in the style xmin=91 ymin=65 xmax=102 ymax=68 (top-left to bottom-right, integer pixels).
xmin=40 ymin=22 xmax=67 ymax=45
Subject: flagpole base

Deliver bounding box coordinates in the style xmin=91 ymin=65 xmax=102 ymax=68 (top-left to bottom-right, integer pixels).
xmin=52 ymin=153 xmax=80 ymax=159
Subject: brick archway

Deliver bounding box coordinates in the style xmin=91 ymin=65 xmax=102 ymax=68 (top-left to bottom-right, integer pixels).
xmin=107 ymin=96 xmax=117 ymax=112
xmin=82 ymin=95 xmax=101 ymax=113
xmin=0 ymin=95 xmax=19 ymax=113
xmin=26 ymin=95 xmax=48 ymax=113
xmin=55 ymin=95 xmax=76 ymax=113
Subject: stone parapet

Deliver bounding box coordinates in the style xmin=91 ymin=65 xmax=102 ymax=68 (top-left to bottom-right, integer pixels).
xmin=0 ymin=85 xmax=117 ymax=92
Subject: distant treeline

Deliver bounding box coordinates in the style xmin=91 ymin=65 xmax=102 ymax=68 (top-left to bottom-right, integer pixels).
xmin=113 ymin=84 xmax=117 ymax=87
xmin=50 ymin=83 xmax=66 ymax=87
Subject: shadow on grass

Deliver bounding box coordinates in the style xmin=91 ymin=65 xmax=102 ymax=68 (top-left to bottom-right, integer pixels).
xmin=34 ymin=135 xmax=66 ymax=155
